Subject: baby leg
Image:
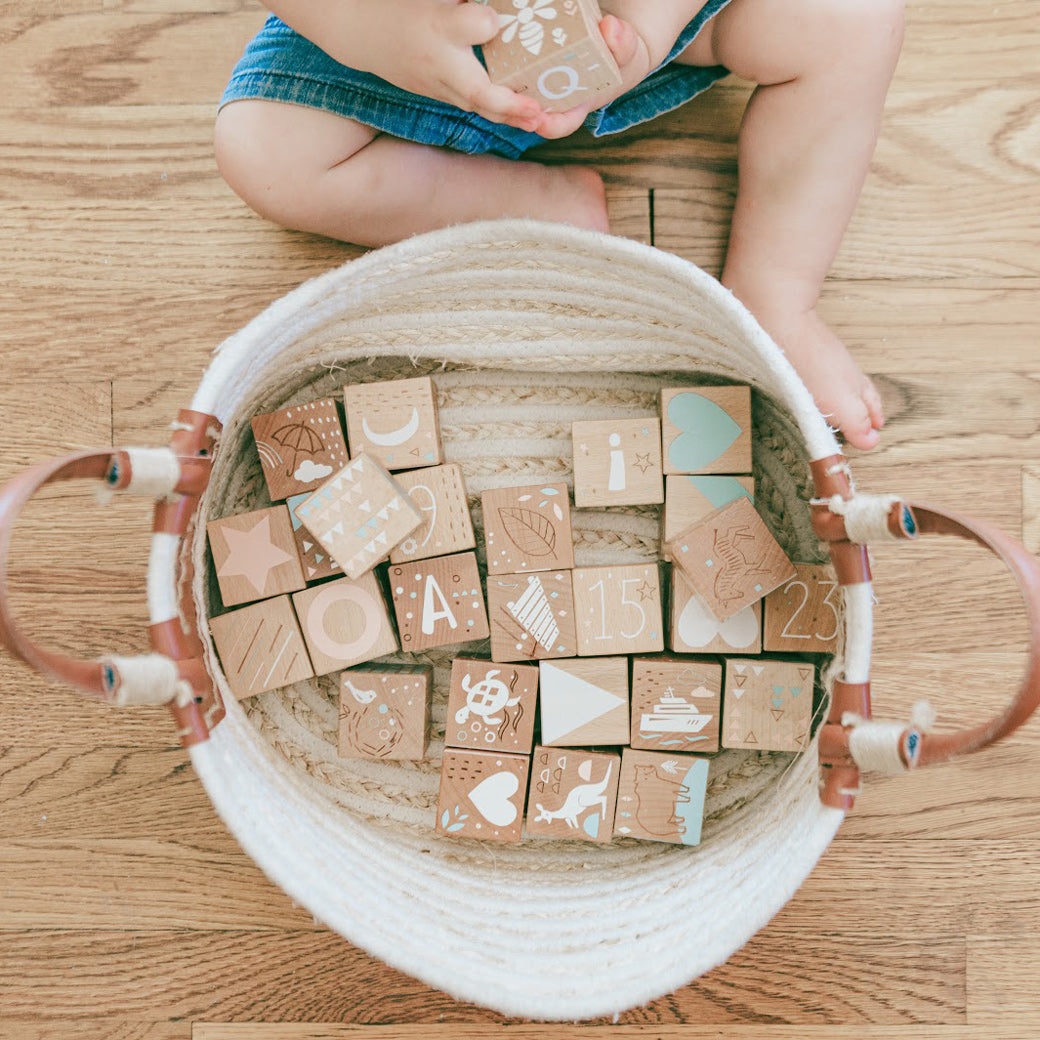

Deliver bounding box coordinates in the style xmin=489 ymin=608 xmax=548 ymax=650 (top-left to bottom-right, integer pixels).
xmin=214 ymin=100 xmax=609 ymax=247
xmin=676 ymin=0 xmax=905 ymax=449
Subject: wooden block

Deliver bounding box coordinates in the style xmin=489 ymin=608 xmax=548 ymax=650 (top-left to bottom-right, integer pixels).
xmin=445 ymin=659 xmax=538 ymax=753
xmin=388 ymin=463 xmax=476 ymax=563
xmin=572 ymin=563 xmax=664 ymax=656
xmin=251 ymin=397 xmax=349 ymax=501
xmin=339 ymin=663 xmax=432 ymax=760
xmin=342 ymin=375 xmax=442 ymax=471
xmin=661 ymin=474 xmax=754 ymax=559
xmin=481 ymin=481 xmax=574 ymax=573
xmin=436 ymin=748 xmax=530 ymax=843
xmin=763 ymin=563 xmax=842 ymax=652
xmin=572 ymin=418 xmax=664 ymax=507
xmin=480 ymin=0 xmax=622 ymax=114
xmin=294 ymin=454 xmax=422 ymax=579
xmin=614 ymin=748 xmax=710 ymax=846
xmin=721 ymin=657 xmax=815 ymax=752
xmin=630 ymin=655 xmax=723 ymax=754
xmin=209 ymin=596 xmax=314 ymax=701
xmin=660 ymin=386 xmax=753 ymax=475
xmin=206 ymin=505 xmax=306 ymax=608
xmin=487 ymin=570 xmax=577 ymax=661
xmin=387 ymin=551 xmax=490 ymax=652
xmin=286 ymin=492 xmax=343 ymax=582
xmin=669 ymin=565 xmax=762 ymax=655
xmin=526 ymin=746 xmax=620 ymax=842
xmin=291 ymin=573 xmax=398 ymax=675
xmin=668 ymin=497 xmax=796 ymax=620
xmin=538 ymin=657 xmax=629 ymax=746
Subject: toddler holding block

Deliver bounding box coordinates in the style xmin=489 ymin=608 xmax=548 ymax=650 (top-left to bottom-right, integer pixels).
xmin=215 ymin=0 xmax=904 ymax=450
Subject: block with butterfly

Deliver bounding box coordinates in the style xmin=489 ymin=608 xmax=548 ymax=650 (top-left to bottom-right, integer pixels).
xmin=721 ymin=657 xmax=816 ymax=753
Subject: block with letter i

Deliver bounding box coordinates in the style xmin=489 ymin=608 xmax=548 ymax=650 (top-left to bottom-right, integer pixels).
xmin=660 ymin=386 xmax=752 ymax=475
xmin=572 ymin=418 xmax=664 ymax=507
xmin=763 ymin=564 xmax=841 ymax=652
xmin=339 ymin=663 xmax=433 ymax=761
xmin=526 ymin=747 xmax=620 ymax=842
xmin=480 ymin=0 xmax=622 ymax=114
xmin=388 ymin=463 xmax=476 ymax=563
xmin=631 ymin=655 xmax=722 ymax=755
xmin=572 ymin=563 xmax=664 ymax=656
xmin=446 ymin=659 xmax=538 ymax=754
xmin=615 ymin=748 xmax=710 ymax=846
xmin=722 ymin=657 xmax=815 ymax=753
xmin=342 ymin=376 xmax=442 ymax=471
xmin=436 ymin=749 xmax=530 ymax=843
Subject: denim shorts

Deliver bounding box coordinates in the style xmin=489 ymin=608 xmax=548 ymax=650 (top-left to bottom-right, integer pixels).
xmin=220 ymin=2 xmax=733 ymax=159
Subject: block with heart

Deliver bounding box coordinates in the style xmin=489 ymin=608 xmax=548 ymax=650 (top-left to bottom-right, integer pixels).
xmin=668 ymin=496 xmax=796 ymax=620
xmin=480 ymin=0 xmax=622 ymax=114
xmin=763 ymin=563 xmax=841 ymax=653
xmin=487 ymin=570 xmax=576 ymax=662
xmin=251 ymin=397 xmax=349 ymax=501
xmin=388 ymin=551 xmax=490 ymax=653
xmin=614 ymin=748 xmax=710 ymax=846
xmin=388 ymin=463 xmax=476 ymax=564
xmin=339 ymin=663 xmax=433 ymax=760
xmin=291 ymin=572 xmax=397 ymax=675
xmin=661 ymin=474 xmax=755 ymax=560
xmin=207 ymin=505 xmax=307 ymax=608
xmin=630 ymin=655 xmax=723 ymax=754
xmin=342 ymin=375 xmax=442 ymax=471
xmin=572 ymin=418 xmax=664 ymax=507
xmin=660 ymin=386 xmax=752 ymax=475
xmin=669 ymin=565 xmax=762 ymax=655
xmin=722 ymin=657 xmax=815 ymax=753
xmin=526 ymin=747 xmax=620 ymax=843
xmin=209 ymin=595 xmax=314 ymax=700
xmin=539 ymin=657 xmax=629 ymax=746
xmin=436 ymin=748 xmax=530 ymax=843
xmin=572 ymin=563 xmax=664 ymax=656
xmin=481 ymin=482 xmax=574 ymax=574
xmin=445 ymin=659 xmax=538 ymax=753
xmin=294 ymin=454 xmax=422 ymax=579
xmin=287 ymin=492 xmax=343 ymax=582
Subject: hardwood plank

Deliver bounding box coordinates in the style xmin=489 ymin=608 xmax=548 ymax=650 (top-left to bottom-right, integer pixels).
xmin=605 ymin=188 xmax=651 ymax=244
xmin=192 ymin=1029 xmax=1040 ymax=1040
xmin=5 ymin=1023 xmax=188 ymax=1040
xmin=967 ymin=933 xmax=1040 ymax=1022
xmin=1022 ymin=464 xmax=1040 ymax=556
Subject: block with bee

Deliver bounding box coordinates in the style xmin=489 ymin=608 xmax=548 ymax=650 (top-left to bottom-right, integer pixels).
xmin=479 ymin=0 xmax=622 ymax=113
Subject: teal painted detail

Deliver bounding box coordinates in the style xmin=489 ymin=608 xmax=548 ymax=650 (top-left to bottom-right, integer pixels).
xmin=790 ymin=686 xmax=802 ymax=697
xmin=685 ymin=475 xmax=755 ymax=509
xmin=286 ymin=493 xmax=307 ymax=531
xmin=676 ymin=759 xmax=710 ymax=846
xmin=583 ymin=813 xmax=601 ymax=839
xmin=667 ymin=391 xmax=742 ymax=471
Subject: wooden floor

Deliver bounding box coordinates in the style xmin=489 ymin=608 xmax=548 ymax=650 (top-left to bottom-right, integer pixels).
xmin=1 ymin=1 xmax=1039 ymax=1037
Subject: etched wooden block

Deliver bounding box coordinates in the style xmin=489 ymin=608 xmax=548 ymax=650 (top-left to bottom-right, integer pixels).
xmin=207 ymin=505 xmax=306 ymax=608
xmin=388 ymin=463 xmax=476 ymax=563
xmin=287 ymin=492 xmax=343 ymax=582
xmin=342 ymin=376 xmax=442 ymax=471
xmin=292 ymin=573 xmax=398 ymax=675
xmin=251 ymin=397 xmax=349 ymax=501
xmin=209 ymin=596 xmax=314 ymax=700
xmin=482 ymin=482 xmax=574 ymax=574
xmin=487 ymin=570 xmax=576 ymax=662
xmin=339 ymin=663 xmax=432 ymax=760
xmin=572 ymin=418 xmax=664 ymax=507
xmin=445 ymin=659 xmax=538 ymax=753
xmin=294 ymin=454 xmax=421 ymax=579
xmin=722 ymin=658 xmax=815 ymax=753
xmin=630 ymin=655 xmax=722 ymax=754
xmin=661 ymin=474 xmax=755 ymax=560
xmin=572 ymin=563 xmax=664 ymax=656
xmin=668 ymin=497 xmax=796 ymax=620
xmin=763 ymin=564 xmax=841 ymax=653
xmin=388 ymin=551 xmax=490 ymax=652
xmin=615 ymin=748 xmax=710 ymax=846
xmin=660 ymin=386 xmax=752 ymax=475
xmin=480 ymin=0 xmax=622 ymax=113
xmin=436 ymin=749 xmax=530 ymax=843
xmin=669 ymin=565 xmax=762 ymax=655
xmin=526 ymin=747 xmax=620 ymax=842
xmin=539 ymin=657 xmax=629 ymax=746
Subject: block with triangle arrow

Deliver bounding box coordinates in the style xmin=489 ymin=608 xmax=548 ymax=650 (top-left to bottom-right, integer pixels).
xmin=539 ymin=657 xmax=629 ymax=746
xmin=293 ymin=453 xmax=421 ymax=579
xmin=721 ymin=657 xmax=814 ymax=753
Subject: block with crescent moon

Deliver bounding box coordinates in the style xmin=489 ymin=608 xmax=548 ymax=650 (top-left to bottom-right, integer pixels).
xmin=343 ymin=375 xmax=442 ymax=471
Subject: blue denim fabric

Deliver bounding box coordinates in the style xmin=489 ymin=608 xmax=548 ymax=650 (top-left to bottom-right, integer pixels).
xmin=220 ymin=2 xmax=733 ymax=159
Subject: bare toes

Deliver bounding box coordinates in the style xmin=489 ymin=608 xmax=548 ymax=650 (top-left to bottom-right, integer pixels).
xmin=599 ymin=15 xmax=640 ymax=68
xmin=863 ymin=379 xmax=885 ymax=430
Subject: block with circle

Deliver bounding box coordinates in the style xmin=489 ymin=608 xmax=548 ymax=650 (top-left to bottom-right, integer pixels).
xmin=342 ymin=375 xmax=442 ymax=471
xmin=630 ymin=655 xmax=722 ymax=754
xmin=572 ymin=418 xmax=664 ymax=507
xmin=661 ymin=474 xmax=755 ymax=560
xmin=487 ymin=570 xmax=576 ymax=662
xmin=388 ymin=463 xmax=476 ymax=563
xmin=436 ymin=748 xmax=530 ymax=843
xmin=763 ymin=563 xmax=841 ymax=652
xmin=481 ymin=482 xmax=574 ymax=574
xmin=615 ymin=748 xmax=710 ymax=846
xmin=526 ymin=746 xmax=620 ymax=843
xmin=722 ymin=657 xmax=815 ymax=752
xmin=538 ymin=657 xmax=629 ymax=746
xmin=445 ymin=659 xmax=538 ymax=753
xmin=660 ymin=386 xmax=752 ymax=475
xmin=572 ymin=563 xmax=664 ymax=656
xmin=339 ymin=663 xmax=433 ymax=761
xmin=669 ymin=565 xmax=762 ymax=655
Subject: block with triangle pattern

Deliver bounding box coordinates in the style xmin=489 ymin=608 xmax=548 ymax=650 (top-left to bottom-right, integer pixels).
xmin=539 ymin=657 xmax=629 ymax=747
xmin=293 ymin=454 xmax=422 ymax=579
xmin=287 ymin=492 xmax=343 ymax=582
xmin=721 ymin=657 xmax=815 ymax=753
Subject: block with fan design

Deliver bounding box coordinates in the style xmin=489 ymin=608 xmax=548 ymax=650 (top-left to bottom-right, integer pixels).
xmin=481 ymin=482 xmax=574 ymax=574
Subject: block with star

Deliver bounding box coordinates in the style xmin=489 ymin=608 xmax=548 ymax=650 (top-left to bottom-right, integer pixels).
xmin=572 ymin=563 xmax=664 ymax=656
xmin=207 ymin=505 xmax=307 ymax=608
xmin=660 ymin=386 xmax=752 ymax=475
xmin=342 ymin=375 xmax=442 ymax=472
xmin=722 ymin=657 xmax=815 ymax=753
xmin=572 ymin=418 xmax=664 ymax=507
xmin=667 ymin=496 xmax=796 ymax=621
xmin=294 ymin=454 xmax=422 ymax=579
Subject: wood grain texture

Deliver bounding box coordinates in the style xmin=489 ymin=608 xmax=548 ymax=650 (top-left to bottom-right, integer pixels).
xmin=192 ymin=1030 xmax=1040 ymax=1040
